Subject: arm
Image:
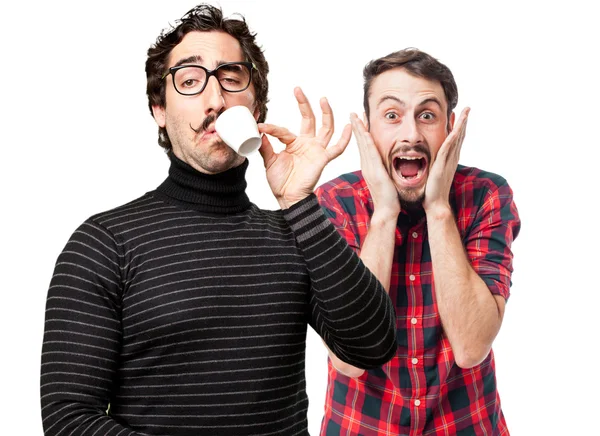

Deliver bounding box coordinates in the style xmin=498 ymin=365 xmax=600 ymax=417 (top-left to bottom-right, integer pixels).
xmin=423 ymin=108 xmax=520 ymax=368
xmin=41 ymin=220 xmax=143 ymax=435
xmin=316 ymin=195 xmax=399 ymax=376
xmin=282 ymin=194 xmax=397 ymax=368
xmin=317 ymin=113 xmax=401 ymax=376
xmin=426 ymin=183 xmax=519 ymax=368
xmin=258 ymin=89 xmax=396 ymax=368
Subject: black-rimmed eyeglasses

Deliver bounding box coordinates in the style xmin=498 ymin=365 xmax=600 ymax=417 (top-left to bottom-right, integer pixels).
xmin=162 ymin=62 xmax=255 ymax=96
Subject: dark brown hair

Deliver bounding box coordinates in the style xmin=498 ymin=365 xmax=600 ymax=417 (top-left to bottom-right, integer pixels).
xmin=363 ymin=48 xmax=458 ymax=122
xmin=145 ymin=4 xmax=269 ymax=150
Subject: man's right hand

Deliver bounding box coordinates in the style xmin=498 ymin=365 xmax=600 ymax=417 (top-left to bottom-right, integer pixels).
xmin=323 ymin=340 xmax=366 ymax=378
xmin=350 ymin=113 xmax=400 ymax=218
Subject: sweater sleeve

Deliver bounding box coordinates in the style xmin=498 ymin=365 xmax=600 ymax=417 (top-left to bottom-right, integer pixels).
xmin=282 ymin=194 xmax=397 ymax=369
xmin=40 ymin=219 xmax=145 ymax=436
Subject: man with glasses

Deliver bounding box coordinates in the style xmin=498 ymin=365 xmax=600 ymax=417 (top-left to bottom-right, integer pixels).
xmin=316 ymin=49 xmax=520 ymax=435
xmin=40 ymin=4 xmax=397 ymax=436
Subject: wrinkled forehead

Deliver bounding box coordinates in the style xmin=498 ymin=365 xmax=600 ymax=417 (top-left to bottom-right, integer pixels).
xmin=369 ymin=68 xmax=447 ymax=112
xmin=167 ymin=30 xmax=245 ymax=69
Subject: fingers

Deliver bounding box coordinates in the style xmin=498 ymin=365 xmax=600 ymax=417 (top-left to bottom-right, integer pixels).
xmin=450 ymin=107 xmax=470 ymax=161
xmin=316 ymin=97 xmax=334 ymax=146
xmin=258 ymin=123 xmax=296 ymax=145
xmin=350 ymin=112 xmax=369 ymax=141
xmin=292 ymin=88 xmax=339 ymax=147
xmin=450 ymin=107 xmax=470 ymax=143
xmin=350 ymin=112 xmax=367 ymax=134
xmin=258 ymin=134 xmax=276 ymax=169
xmin=350 ymin=113 xmax=377 ymax=162
xmin=452 ymin=107 xmax=470 ymax=140
xmin=439 ymin=107 xmax=470 ymax=164
xmin=325 ymin=123 xmax=352 ymax=161
xmin=294 ymin=87 xmax=316 ymax=136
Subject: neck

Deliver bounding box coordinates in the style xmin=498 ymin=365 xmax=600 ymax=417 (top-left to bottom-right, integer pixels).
xmin=156 ymin=151 xmax=251 ymax=214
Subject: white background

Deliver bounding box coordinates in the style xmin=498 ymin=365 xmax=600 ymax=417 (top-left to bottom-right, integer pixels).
xmin=1 ymin=1 xmax=599 ymax=434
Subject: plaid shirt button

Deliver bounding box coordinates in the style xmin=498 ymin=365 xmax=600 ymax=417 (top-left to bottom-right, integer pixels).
xmin=409 ymin=274 xmax=416 ymax=281
xmin=411 ymin=357 xmax=419 ymax=364
xmin=411 ymin=317 xmax=418 ymax=325
xmin=415 ymin=399 xmax=421 ymax=406
xmin=412 ymin=232 xmax=418 ymax=238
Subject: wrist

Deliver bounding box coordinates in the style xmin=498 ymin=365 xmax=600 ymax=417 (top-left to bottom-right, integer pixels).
xmin=424 ymin=203 xmax=453 ymax=222
xmin=277 ymin=197 xmax=302 ymax=210
xmin=370 ymin=208 xmax=400 ymax=227
xmin=277 ymin=198 xmax=292 ymax=209
xmin=277 ymin=192 xmax=314 ymax=210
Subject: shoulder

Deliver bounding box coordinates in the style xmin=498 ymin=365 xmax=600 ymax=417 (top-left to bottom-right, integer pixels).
xmin=316 ymin=170 xmax=366 ymax=198
xmin=56 ymin=194 xmax=160 ymax=263
xmin=85 ymin=192 xmax=173 ymax=236
xmin=316 ymin=171 xmax=372 ymax=214
xmin=315 ymin=171 xmax=372 ymax=228
xmin=452 ymin=164 xmax=515 ymax=209
xmin=452 ymin=165 xmax=520 ymax=235
xmin=454 ymin=165 xmax=511 ymax=192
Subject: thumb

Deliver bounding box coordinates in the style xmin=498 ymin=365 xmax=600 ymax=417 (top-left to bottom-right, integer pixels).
xmin=258 ymin=134 xmax=276 ymax=169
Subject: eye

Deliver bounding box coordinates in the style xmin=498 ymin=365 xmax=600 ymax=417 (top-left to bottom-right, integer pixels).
xmin=419 ymin=112 xmax=435 ymax=121
xmin=221 ymin=77 xmax=241 ymax=84
xmin=385 ymin=112 xmax=398 ymax=120
xmin=182 ymin=79 xmax=198 ymax=88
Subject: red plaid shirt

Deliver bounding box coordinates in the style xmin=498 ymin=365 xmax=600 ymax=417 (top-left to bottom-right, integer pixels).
xmin=316 ymin=165 xmax=520 ymax=436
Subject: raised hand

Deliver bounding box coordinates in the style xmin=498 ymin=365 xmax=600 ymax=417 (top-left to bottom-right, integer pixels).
xmin=350 ymin=113 xmax=400 ymax=218
xmin=258 ymin=87 xmax=352 ymax=209
xmin=423 ymin=107 xmax=470 ymax=215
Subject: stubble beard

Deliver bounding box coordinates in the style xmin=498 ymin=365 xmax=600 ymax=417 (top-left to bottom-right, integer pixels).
xmin=167 ymin=113 xmax=245 ymax=174
xmin=397 ymin=187 xmax=426 ymax=215
xmin=190 ymin=137 xmax=243 ymax=174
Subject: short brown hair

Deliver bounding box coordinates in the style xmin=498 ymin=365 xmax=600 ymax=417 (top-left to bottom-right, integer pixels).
xmin=145 ymin=4 xmax=269 ymax=150
xmin=363 ymin=48 xmax=458 ymax=122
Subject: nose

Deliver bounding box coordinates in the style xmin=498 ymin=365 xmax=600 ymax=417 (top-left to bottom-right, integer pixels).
xmin=399 ymin=115 xmax=424 ymax=145
xmin=201 ymin=75 xmax=225 ymax=116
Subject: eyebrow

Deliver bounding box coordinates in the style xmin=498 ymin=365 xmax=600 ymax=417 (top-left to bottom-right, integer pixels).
xmin=376 ymin=95 xmax=405 ymax=109
xmin=171 ymin=56 xmax=241 ymax=69
xmin=172 ymin=55 xmax=204 ymax=68
xmin=417 ymin=97 xmax=444 ymax=110
xmin=376 ymin=95 xmax=444 ymax=111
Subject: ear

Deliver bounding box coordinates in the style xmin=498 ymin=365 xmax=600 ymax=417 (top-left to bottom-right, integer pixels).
xmin=447 ymin=111 xmax=456 ymax=133
xmin=152 ymin=105 xmax=166 ymax=128
xmin=253 ymin=105 xmax=261 ymax=122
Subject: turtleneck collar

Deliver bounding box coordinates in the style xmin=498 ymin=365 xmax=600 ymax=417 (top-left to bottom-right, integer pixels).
xmin=156 ymin=151 xmax=251 ymax=214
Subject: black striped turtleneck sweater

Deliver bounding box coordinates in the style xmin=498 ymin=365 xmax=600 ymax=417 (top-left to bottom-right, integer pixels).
xmin=40 ymin=152 xmax=397 ymax=436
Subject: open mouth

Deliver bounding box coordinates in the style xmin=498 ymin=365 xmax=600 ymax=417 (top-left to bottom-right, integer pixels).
xmin=393 ymin=156 xmax=427 ymax=183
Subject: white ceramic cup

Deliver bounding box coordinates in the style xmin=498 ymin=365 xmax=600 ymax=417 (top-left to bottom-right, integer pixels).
xmin=214 ymin=105 xmax=261 ymax=156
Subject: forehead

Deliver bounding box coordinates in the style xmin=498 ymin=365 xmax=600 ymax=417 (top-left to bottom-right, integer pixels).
xmin=369 ymin=68 xmax=447 ymax=110
xmin=167 ymin=30 xmax=244 ymax=68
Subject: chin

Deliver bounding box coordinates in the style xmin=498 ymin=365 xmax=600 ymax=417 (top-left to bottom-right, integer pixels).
xmin=215 ymin=150 xmax=245 ymax=170
xmin=396 ymin=185 xmax=424 ymax=203
xmin=187 ymin=145 xmax=243 ymax=174
xmin=396 ymin=186 xmax=425 ymax=213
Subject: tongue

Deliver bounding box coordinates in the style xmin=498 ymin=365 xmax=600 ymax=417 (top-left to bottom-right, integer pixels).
xmin=398 ymin=160 xmax=420 ymax=177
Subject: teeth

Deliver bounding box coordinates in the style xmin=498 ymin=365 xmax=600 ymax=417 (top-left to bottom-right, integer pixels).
xmin=398 ymin=156 xmax=422 ymax=160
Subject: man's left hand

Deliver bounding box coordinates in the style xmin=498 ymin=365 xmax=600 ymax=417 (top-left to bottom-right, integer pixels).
xmin=258 ymin=87 xmax=352 ymax=209
xmin=423 ymin=107 xmax=470 ymax=216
